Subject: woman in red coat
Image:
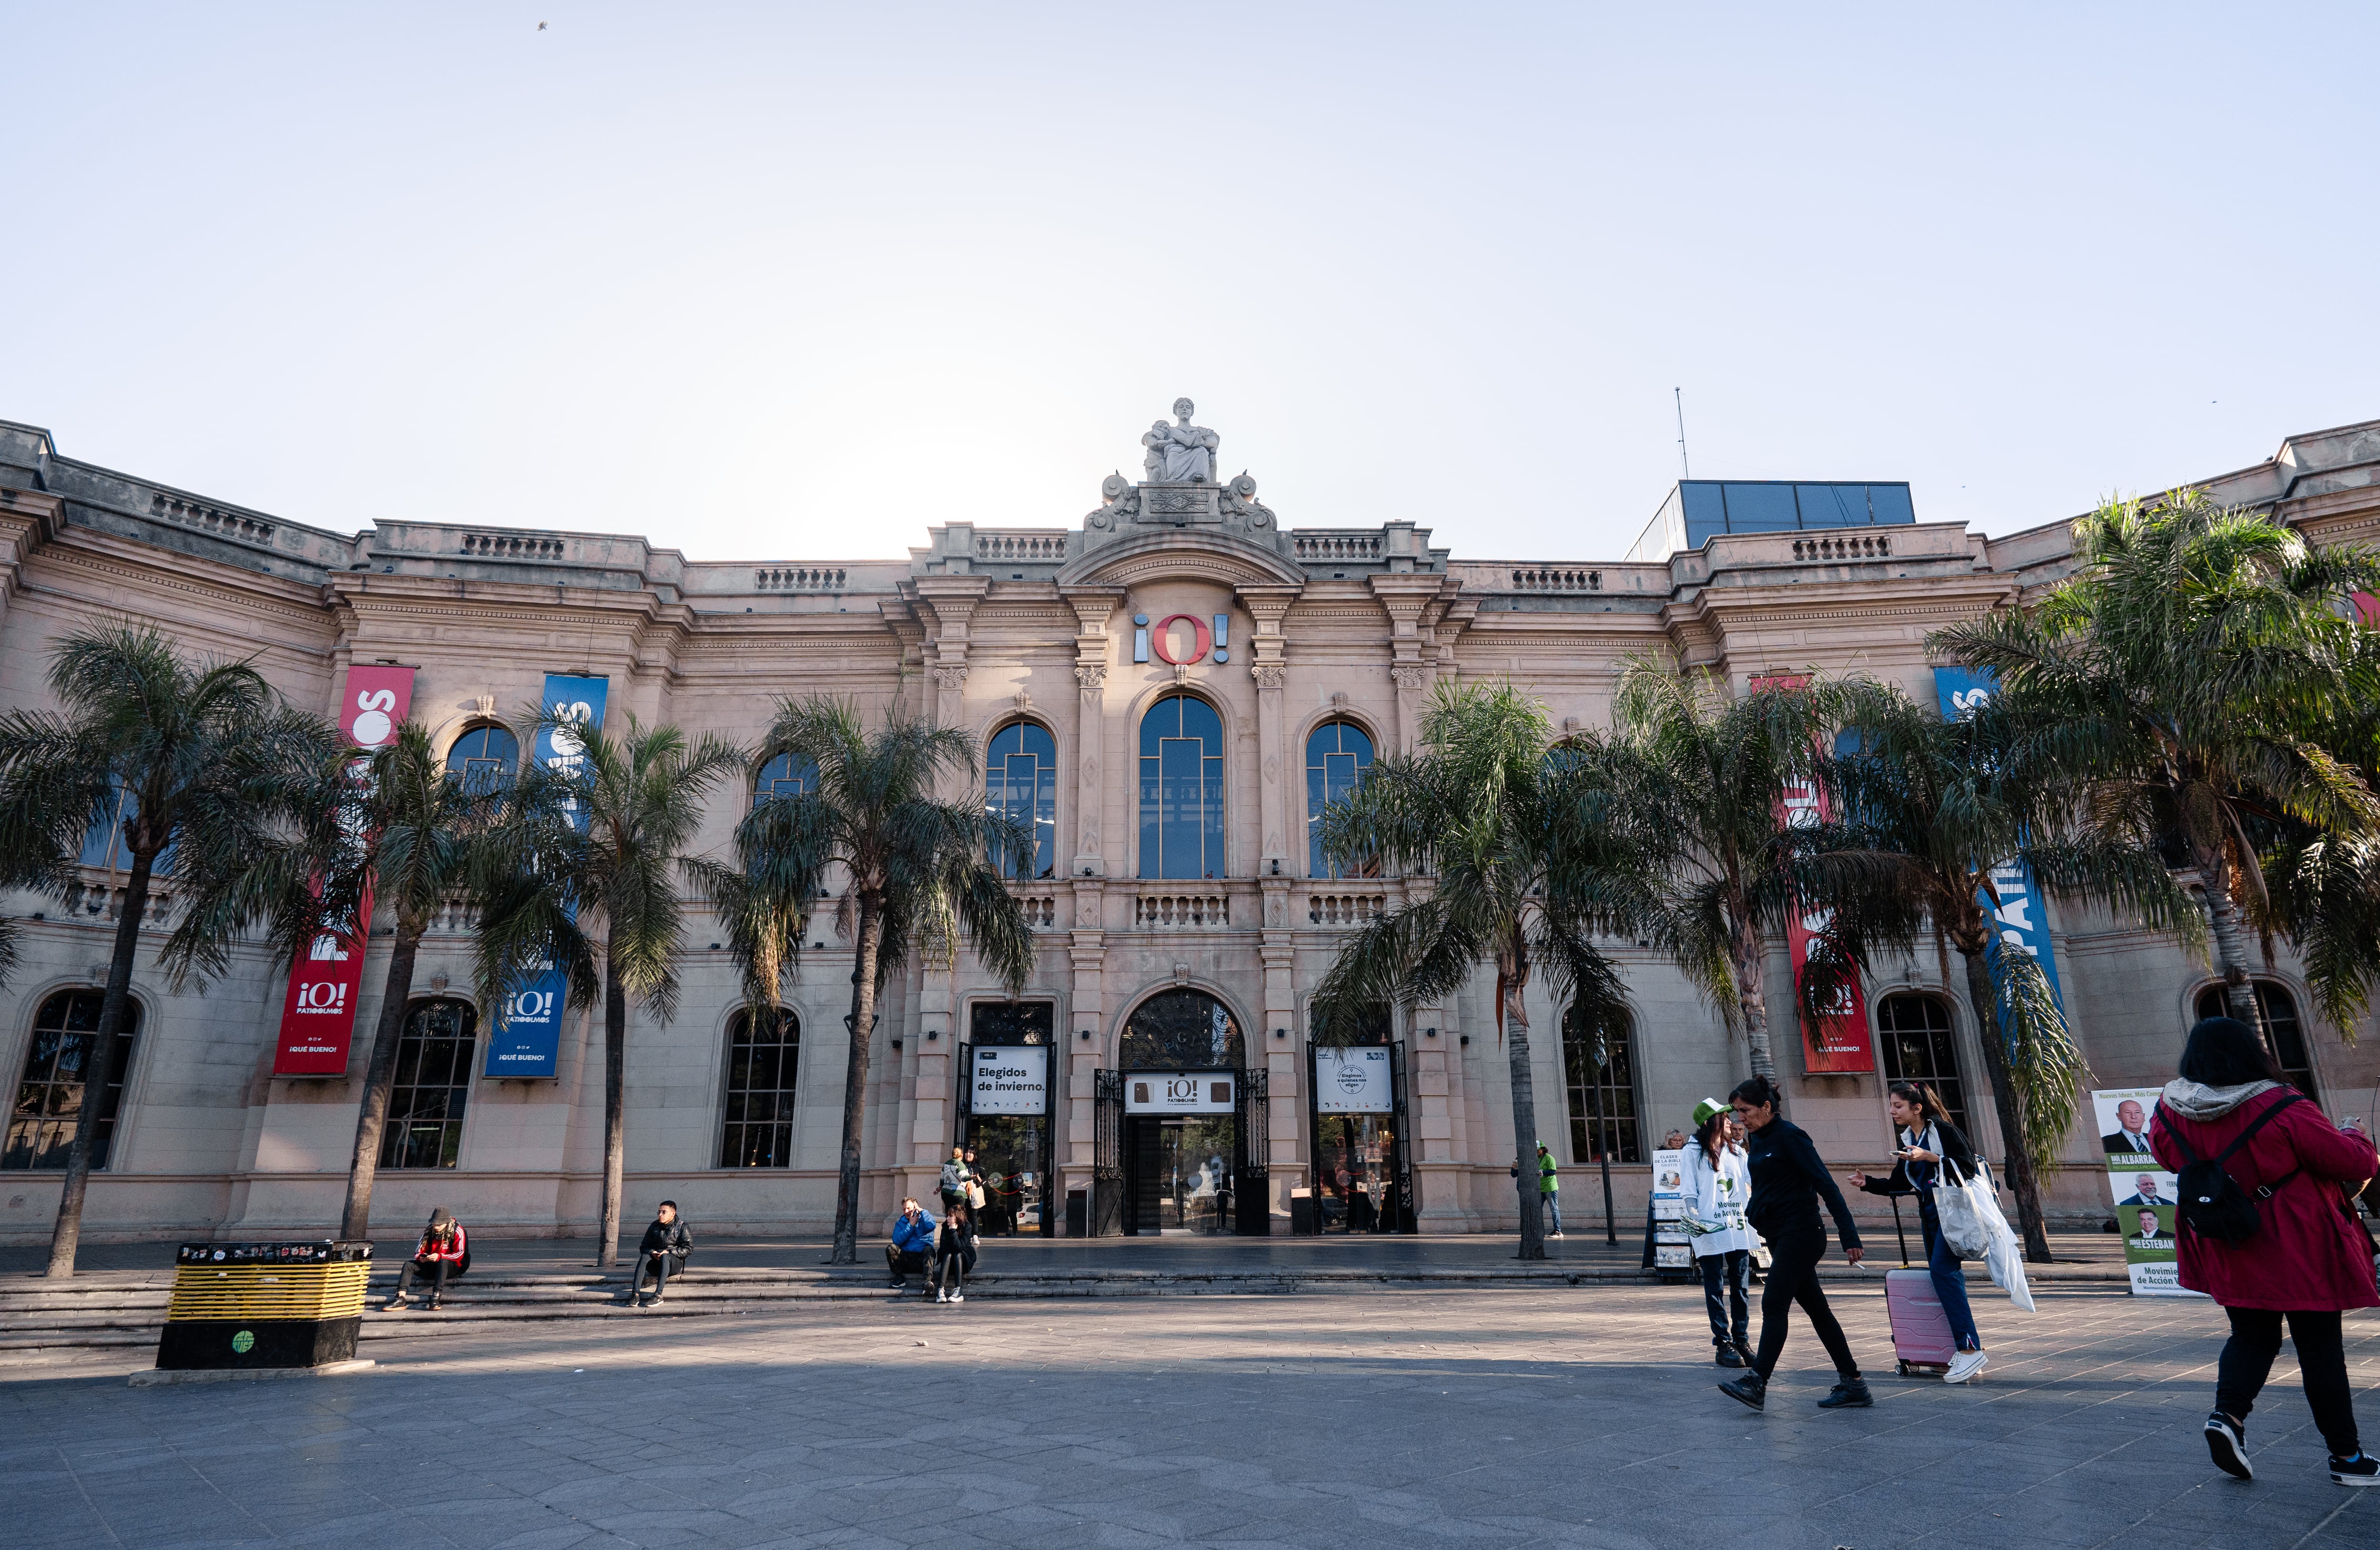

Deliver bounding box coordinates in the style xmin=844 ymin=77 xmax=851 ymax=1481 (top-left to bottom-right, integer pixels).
xmin=2150 ymin=1017 xmax=2379 ymax=1488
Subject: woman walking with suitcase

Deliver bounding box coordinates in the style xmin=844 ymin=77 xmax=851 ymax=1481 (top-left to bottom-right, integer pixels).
xmin=1716 ymin=1076 xmax=1873 ymax=1412
xmin=1850 ymin=1083 xmax=1989 ymax=1383
xmin=2150 ymin=1017 xmax=2379 ymax=1487
xmin=1681 ymin=1100 xmax=1755 ymax=1366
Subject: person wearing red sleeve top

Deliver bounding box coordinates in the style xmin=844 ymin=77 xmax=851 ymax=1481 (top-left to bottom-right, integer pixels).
xmin=387 ymin=1209 xmax=468 ymax=1310
xmin=2149 ymin=1017 xmax=2380 ymax=1489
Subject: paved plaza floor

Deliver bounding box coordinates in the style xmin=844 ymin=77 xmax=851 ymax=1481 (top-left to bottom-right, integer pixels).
xmin=5 ymin=1282 xmax=2372 ymax=1550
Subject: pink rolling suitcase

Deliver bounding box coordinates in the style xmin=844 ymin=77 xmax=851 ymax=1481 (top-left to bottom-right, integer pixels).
xmin=1885 ymin=1267 xmax=1957 ymax=1376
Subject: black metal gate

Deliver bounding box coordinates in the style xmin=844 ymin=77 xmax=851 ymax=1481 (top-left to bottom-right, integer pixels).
xmin=1388 ymin=1041 xmax=1417 ymax=1233
xmin=1235 ymin=1070 xmax=1269 ymax=1236
xmin=1091 ymin=1070 xmax=1124 ymax=1237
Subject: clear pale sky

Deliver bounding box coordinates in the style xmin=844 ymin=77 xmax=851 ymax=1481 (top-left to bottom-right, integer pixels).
xmin=5 ymin=4 xmax=2375 ymax=562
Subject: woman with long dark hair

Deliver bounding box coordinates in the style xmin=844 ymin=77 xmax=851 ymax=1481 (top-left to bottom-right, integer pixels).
xmin=1849 ymin=1082 xmax=1988 ymax=1383
xmin=1681 ymin=1100 xmax=1755 ymax=1366
xmin=1716 ymin=1076 xmax=1872 ymax=1411
xmin=2150 ymin=1017 xmax=2378 ymax=1487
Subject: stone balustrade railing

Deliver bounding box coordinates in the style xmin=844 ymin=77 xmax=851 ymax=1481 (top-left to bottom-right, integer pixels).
xmin=1305 ymin=890 xmax=1386 ymax=927
xmin=1133 ymin=892 xmax=1230 ymax=929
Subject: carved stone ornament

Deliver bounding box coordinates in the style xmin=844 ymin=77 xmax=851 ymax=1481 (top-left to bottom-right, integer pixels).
xmin=1389 ymin=664 xmax=1430 ymax=691
xmin=1172 ymin=662 xmax=1192 ymax=684
xmin=1085 ymin=472 xmax=1140 ymax=530
xmin=474 ymin=693 xmax=496 ymax=715
xmin=1252 ymin=663 xmax=1289 ymax=689
xmin=1074 ymin=663 xmax=1108 ymax=689
xmin=1330 ymin=690 xmax=1350 ymax=709
xmin=1220 ymin=470 xmax=1276 ymax=529
xmin=1172 ymin=960 xmax=1190 ymax=984
xmin=1141 ymin=398 xmax=1220 ymax=483
xmin=932 ymin=665 xmax=970 ymax=691
xmin=1013 ymin=690 xmax=1033 ymax=711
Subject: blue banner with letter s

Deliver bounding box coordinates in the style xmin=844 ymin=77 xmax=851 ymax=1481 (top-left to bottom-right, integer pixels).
xmin=1931 ymin=666 xmax=2070 ymax=1037
xmin=484 ymin=673 xmax=610 ymax=1077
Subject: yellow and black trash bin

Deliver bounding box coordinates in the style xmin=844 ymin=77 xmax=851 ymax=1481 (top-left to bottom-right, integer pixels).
xmin=157 ymin=1242 xmax=374 ymax=1371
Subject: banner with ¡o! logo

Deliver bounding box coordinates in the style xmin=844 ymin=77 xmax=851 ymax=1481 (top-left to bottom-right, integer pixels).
xmin=482 ymin=673 xmax=609 ymax=1078
xmin=273 ymin=664 xmax=417 ymax=1075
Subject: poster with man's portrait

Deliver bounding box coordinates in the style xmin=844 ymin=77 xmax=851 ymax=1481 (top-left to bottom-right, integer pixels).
xmin=2092 ymin=1087 xmax=2162 ymax=1165
xmin=2091 ymin=1088 xmax=2203 ymax=1297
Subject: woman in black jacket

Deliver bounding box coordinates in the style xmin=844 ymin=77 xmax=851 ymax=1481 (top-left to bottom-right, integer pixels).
xmin=932 ymin=1203 xmax=977 ymax=1305
xmin=1850 ymin=1083 xmax=1988 ymax=1382
xmin=1717 ymin=1076 xmax=1872 ymax=1412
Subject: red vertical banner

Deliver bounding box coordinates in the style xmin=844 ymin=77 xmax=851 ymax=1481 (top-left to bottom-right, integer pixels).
xmin=1752 ymin=672 xmax=1874 ymax=1075
xmin=274 ymin=665 xmax=416 ymax=1076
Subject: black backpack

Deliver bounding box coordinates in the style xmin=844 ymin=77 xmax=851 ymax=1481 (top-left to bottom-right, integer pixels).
xmin=2163 ymin=1093 xmax=2304 ymax=1243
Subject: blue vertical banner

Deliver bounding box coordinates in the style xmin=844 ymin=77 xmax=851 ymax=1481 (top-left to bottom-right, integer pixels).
xmin=1932 ymin=666 xmax=2070 ymax=1032
xmin=485 ymin=673 xmax=610 ymax=1077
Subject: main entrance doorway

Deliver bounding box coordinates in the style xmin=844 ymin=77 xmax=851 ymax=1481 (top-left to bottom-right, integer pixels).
xmin=960 ymin=1001 xmax=1056 ymax=1237
xmin=1093 ymin=990 xmax=1269 ymax=1235
xmin=1304 ymin=1041 xmax=1415 ymax=1233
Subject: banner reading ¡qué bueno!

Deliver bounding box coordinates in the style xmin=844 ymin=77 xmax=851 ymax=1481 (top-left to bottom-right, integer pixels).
xmin=273 ymin=664 xmax=416 ymax=1076
xmin=482 ymin=674 xmax=609 ymax=1078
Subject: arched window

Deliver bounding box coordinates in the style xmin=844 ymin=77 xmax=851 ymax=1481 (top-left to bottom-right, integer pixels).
xmin=447 ymin=725 xmax=519 ymax=795
xmin=78 ymin=778 xmax=138 ymax=871
xmin=1121 ymin=990 xmax=1244 ymax=1069
xmin=720 ymin=1008 xmax=801 ymax=1168
xmin=987 ymin=722 xmax=1057 ymax=879
xmin=3 ymin=991 xmax=139 ymax=1170
xmin=1306 ymin=721 xmax=1377 ymax=878
xmin=379 ymin=999 xmax=476 ymax=1169
xmin=1877 ymin=992 xmax=1972 ymax=1138
xmin=1562 ymin=1004 xmax=1639 ymax=1163
xmin=1138 ymin=693 xmax=1225 ymax=879
xmin=2195 ymin=982 xmax=2318 ymax=1099
xmin=753 ymin=751 xmax=816 ymax=808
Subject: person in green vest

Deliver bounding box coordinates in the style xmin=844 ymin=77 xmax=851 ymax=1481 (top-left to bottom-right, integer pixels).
xmin=1537 ymin=1142 xmax=1562 ymax=1238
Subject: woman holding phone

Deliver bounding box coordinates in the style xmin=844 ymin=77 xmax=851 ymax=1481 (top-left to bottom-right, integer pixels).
xmin=1850 ymin=1082 xmax=1989 ymax=1383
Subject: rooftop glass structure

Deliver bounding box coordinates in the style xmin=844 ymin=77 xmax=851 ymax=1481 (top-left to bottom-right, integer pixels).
xmin=1624 ymin=480 xmax=1916 ymax=562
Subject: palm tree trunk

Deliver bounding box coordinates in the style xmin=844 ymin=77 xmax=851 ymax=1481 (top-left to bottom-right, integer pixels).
xmin=338 ymin=920 xmax=422 ymax=1242
xmin=830 ymin=900 xmax=885 ymax=1265
xmin=1730 ymin=911 xmax=1777 ymax=1090
xmin=597 ymin=930 xmax=628 ymax=1269
xmin=1502 ymin=959 xmax=1546 ymax=1262
xmin=2200 ymin=858 xmax=2261 ymax=1021
xmin=47 ymin=848 xmax=154 ymax=1278
xmin=1960 ymin=944 xmax=2053 ymax=1263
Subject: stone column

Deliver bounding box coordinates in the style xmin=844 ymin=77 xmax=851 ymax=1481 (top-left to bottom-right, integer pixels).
xmin=1060 ymin=586 xmax=1123 ymax=878
xmin=1063 ymin=910 xmax=1107 ymax=1232
xmin=1410 ymin=999 xmax=1471 ymax=1232
xmin=912 ymin=576 xmax=991 ymax=732
xmin=1235 ymin=585 xmax=1300 ymax=874
xmin=1259 ymin=884 xmax=1302 ymax=1221
xmin=1369 ymin=575 xmax=1445 ymax=752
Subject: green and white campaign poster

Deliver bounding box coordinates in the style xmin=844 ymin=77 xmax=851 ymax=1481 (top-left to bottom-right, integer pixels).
xmin=2090 ymin=1086 xmax=2202 ymax=1297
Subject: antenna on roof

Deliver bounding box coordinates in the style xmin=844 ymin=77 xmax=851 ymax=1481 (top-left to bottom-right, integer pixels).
xmin=1674 ymin=388 xmax=1690 ymax=480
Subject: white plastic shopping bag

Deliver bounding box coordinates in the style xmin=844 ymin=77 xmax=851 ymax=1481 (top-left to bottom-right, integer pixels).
xmin=1968 ymin=1162 xmax=2037 ymax=1312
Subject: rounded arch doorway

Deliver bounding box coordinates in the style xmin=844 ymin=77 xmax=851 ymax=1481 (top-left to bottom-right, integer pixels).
xmin=1104 ymin=989 xmax=1263 ymax=1237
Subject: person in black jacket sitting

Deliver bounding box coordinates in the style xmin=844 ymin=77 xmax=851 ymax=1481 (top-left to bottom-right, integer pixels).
xmin=1716 ymin=1076 xmax=1872 ymax=1412
xmin=631 ymin=1201 xmax=693 ymax=1307
xmin=1850 ymin=1083 xmax=1989 ymax=1384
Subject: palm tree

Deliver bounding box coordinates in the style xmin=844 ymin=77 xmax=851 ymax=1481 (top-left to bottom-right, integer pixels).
xmin=475 ymin=715 xmax=748 ymax=1266
xmin=0 ymin=623 xmax=336 ymax=1276
xmin=721 ymin=698 xmax=1035 ymax=1266
xmin=1819 ymin=687 xmax=2197 ymax=1259
xmin=267 ymin=721 xmax=508 ymax=1242
xmin=1935 ymin=492 xmax=2380 ymax=1022
xmin=1307 ymin=681 xmax=1640 ymax=1261
xmin=1587 ymin=660 xmax=1863 ymax=1092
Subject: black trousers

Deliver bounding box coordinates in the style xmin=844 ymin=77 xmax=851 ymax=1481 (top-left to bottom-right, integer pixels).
xmin=393 ymin=1258 xmax=450 ymax=1300
xmin=886 ymin=1246 xmax=928 ymax=1281
xmin=1699 ymin=1249 xmax=1750 ymax=1348
xmin=633 ymin=1253 xmax=681 ymax=1298
xmin=1751 ymin=1227 xmax=1860 ymax=1382
xmin=2215 ymin=1307 xmax=2361 ymax=1458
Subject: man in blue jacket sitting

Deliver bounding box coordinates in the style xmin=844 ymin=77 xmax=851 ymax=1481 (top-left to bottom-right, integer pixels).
xmin=887 ymin=1198 xmax=937 ymax=1290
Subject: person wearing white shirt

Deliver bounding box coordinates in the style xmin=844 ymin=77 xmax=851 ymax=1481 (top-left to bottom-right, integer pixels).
xmin=1681 ymin=1100 xmax=1756 ymax=1367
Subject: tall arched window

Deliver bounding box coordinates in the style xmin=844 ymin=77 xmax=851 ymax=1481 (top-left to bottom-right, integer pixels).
xmin=1877 ymin=992 xmax=1972 ymax=1138
xmin=753 ymin=751 xmax=816 ymax=808
xmin=2195 ymin=982 xmax=2318 ymax=1099
xmin=379 ymin=999 xmax=476 ymax=1169
xmin=3 ymin=990 xmax=140 ymax=1170
xmin=1138 ymin=693 xmax=1225 ymax=879
xmin=1121 ymin=990 xmax=1245 ymax=1069
xmin=448 ymin=725 xmax=520 ymax=795
xmin=720 ymin=1008 xmax=801 ymax=1168
xmin=1562 ymin=1004 xmax=1639 ymax=1163
xmin=1306 ymin=721 xmax=1376 ymax=878
xmin=987 ymin=722 xmax=1057 ymax=879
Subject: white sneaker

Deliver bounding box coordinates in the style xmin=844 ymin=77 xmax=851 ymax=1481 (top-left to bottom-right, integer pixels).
xmin=951 ymin=1291 xmax=964 ymax=1303
xmin=1550 ymin=1231 xmax=1563 ymax=1239
xmin=934 ymin=1290 xmax=947 ymax=1304
xmin=1945 ymin=1349 xmax=1989 ymax=1384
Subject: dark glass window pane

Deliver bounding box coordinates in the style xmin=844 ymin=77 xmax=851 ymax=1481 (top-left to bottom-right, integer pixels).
xmin=718 ymin=1008 xmax=801 ymax=1168
xmin=969 ymin=1002 xmax=1054 ymax=1044
xmin=5 ymin=991 xmax=139 ymax=1172
xmin=377 ymin=1000 xmax=476 ymax=1170
xmin=1120 ymin=991 xmax=1243 ymax=1069
xmin=1796 ymin=484 xmax=1869 ymax=528
xmin=987 ymin=722 xmax=1058 ymax=879
xmin=448 ymin=725 xmax=520 ymax=794
xmin=1868 ymin=484 xmax=1916 ymax=525
xmin=1721 ymin=483 xmax=1798 ymax=534
xmin=1306 ymin=722 xmax=1376 ymax=879
xmin=1561 ymin=1005 xmax=1639 ymax=1164
xmin=2194 ymin=984 xmax=2317 ymax=1100
xmin=753 ymin=751 xmax=817 ymax=808
xmin=1876 ymin=994 xmax=1970 ymax=1139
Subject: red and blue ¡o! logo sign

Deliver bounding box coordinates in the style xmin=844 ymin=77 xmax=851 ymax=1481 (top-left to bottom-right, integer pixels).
xmin=1133 ymin=613 xmax=1231 ymax=666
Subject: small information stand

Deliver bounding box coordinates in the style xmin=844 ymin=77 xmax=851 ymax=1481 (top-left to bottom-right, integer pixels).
xmin=157 ymin=1242 xmax=374 ymax=1371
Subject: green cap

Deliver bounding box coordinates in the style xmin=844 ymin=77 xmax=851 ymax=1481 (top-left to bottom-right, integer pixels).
xmin=1690 ymin=1096 xmax=1729 ymax=1127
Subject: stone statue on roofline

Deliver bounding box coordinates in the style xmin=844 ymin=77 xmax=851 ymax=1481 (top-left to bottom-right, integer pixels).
xmin=1140 ymin=397 xmax=1220 ymax=483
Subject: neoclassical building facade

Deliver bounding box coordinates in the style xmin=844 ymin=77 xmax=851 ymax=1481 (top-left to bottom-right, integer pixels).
xmin=2 ymin=409 xmax=2377 ymax=1244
